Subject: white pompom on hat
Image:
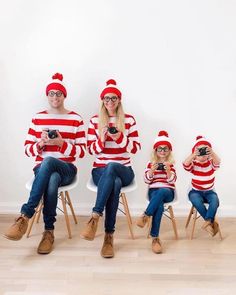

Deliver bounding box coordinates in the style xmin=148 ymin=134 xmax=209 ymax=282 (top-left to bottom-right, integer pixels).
xmin=100 ymin=79 xmax=122 ymax=99
xmin=192 ymin=135 xmax=212 ymax=153
xmin=153 ymin=130 xmax=172 ymax=150
xmin=46 ymin=73 xmax=67 ymax=97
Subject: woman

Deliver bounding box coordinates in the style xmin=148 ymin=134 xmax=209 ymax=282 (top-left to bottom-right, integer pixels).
xmin=80 ymin=79 xmax=141 ymax=258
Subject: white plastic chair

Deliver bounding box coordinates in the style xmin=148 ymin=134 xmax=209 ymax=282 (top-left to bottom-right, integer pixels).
xmin=146 ymin=190 xmax=179 ymax=239
xmin=25 ymin=175 xmax=79 ymax=239
xmin=87 ymin=177 xmax=137 ymax=239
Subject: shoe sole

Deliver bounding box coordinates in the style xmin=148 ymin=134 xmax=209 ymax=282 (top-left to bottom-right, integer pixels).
xmin=80 ymin=234 xmax=95 ymax=241
xmin=37 ymin=249 xmax=52 ymax=254
xmin=2 ymin=234 xmax=22 ymax=241
xmin=101 ymin=252 xmax=114 ymax=258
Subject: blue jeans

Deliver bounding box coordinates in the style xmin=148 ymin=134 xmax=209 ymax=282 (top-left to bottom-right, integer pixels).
xmin=92 ymin=162 xmax=135 ymax=233
xmin=145 ymin=188 xmax=175 ymax=237
xmin=21 ymin=157 xmax=77 ymax=230
xmin=188 ymin=189 xmax=219 ymax=223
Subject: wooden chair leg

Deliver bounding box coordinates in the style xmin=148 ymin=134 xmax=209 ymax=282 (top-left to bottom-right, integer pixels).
xmin=185 ymin=205 xmax=194 ymax=228
xmin=65 ymin=191 xmax=78 ymax=224
xmin=168 ymin=205 xmax=178 ymax=240
xmin=146 ymin=217 xmax=152 ymax=238
xmin=60 ymin=191 xmax=72 ymax=239
xmin=26 ymin=200 xmax=43 ymax=238
xmin=120 ymin=193 xmax=135 ymax=239
xmin=190 ymin=207 xmax=197 ymax=240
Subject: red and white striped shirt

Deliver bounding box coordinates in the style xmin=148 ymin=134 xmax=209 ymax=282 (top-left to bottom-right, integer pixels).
xmin=144 ymin=162 xmax=177 ymax=189
xmin=87 ymin=114 xmax=141 ymax=167
xmin=183 ymin=159 xmax=220 ymax=191
xmin=24 ymin=111 xmax=86 ymax=167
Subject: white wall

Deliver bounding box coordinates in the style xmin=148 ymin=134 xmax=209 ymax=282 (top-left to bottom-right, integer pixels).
xmin=0 ymin=0 xmax=236 ymax=216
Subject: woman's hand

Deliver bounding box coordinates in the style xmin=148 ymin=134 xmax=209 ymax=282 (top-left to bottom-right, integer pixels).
xmin=100 ymin=127 xmax=108 ymax=144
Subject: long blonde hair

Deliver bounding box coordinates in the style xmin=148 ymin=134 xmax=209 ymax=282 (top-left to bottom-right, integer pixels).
xmin=98 ymin=101 xmax=125 ymax=136
xmin=150 ymin=149 xmax=175 ymax=165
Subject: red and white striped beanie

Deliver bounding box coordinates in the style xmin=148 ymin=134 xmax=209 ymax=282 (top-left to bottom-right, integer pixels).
xmin=192 ymin=135 xmax=212 ymax=153
xmin=46 ymin=73 xmax=67 ymax=97
xmin=100 ymin=79 xmax=122 ymax=99
xmin=153 ymin=130 xmax=172 ymax=150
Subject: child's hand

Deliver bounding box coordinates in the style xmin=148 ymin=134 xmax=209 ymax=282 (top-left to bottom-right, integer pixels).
xmin=150 ymin=163 xmax=158 ymax=172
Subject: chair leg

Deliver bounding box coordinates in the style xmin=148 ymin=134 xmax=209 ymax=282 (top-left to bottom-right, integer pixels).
xmin=26 ymin=200 xmax=43 ymax=238
xmin=146 ymin=217 xmax=152 ymax=238
xmin=65 ymin=191 xmax=78 ymax=224
xmin=190 ymin=207 xmax=198 ymax=240
xmin=185 ymin=205 xmax=194 ymax=228
xmin=168 ymin=205 xmax=178 ymax=240
xmin=120 ymin=193 xmax=135 ymax=239
xmin=60 ymin=191 xmax=72 ymax=239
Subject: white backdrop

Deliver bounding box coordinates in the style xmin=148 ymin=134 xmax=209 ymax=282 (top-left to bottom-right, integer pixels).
xmin=0 ymin=0 xmax=236 ymax=216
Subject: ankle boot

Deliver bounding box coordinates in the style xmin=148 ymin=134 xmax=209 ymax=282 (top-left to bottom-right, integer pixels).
xmin=152 ymin=237 xmax=162 ymax=254
xmin=101 ymin=233 xmax=114 ymax=258
xmin=3 ymin=215 xmax=29 ymax=241
xmin=37 ymin=230 xmax=54 ymax=254
xmin=80 ymin=213 xmax=100 ymax=241
xmin=136 ymin=214 xmax=150 ymax=228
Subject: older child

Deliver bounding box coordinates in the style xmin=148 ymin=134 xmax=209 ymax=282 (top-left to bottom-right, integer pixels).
xmin=183 ymin=135 xmax=220 ymax=236
xmin=137 ymin=131 xmax=177 ymax=254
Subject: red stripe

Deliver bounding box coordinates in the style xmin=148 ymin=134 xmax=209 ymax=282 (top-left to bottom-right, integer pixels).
xmin=192 ymin=169 xmax=214 ymax=177
xmin=192 ymin=178 xmax=215 ymax=185
xmin=35 ymin=118 xmax=82 ymax=127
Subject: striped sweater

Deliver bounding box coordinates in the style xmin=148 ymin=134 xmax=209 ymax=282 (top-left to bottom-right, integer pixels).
xmin=183 ymin=159 xmax=220 ymax=191
xmin=87 ymin=114 xmax=141 ymax=167
xmin=24 ymin=111 xmax=86 ymax=167
xmin=144 ymin=162 xmax=177 ymax=189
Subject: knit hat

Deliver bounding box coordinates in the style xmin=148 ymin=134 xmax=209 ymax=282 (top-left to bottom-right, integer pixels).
xmin=100 ymin=79 xmax=122 ymax=99
xmin=153 ymin=130 xmax=172 ymax=150
xmin=46 ymin=73 xmax=67 ymax=97
xmin=192 ymin=135 xmax=212 ymax=153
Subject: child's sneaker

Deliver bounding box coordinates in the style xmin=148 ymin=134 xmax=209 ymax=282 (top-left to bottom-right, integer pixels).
xmin=3 ymin=216 xmax=29 ymax=241
xmin=136 ymin=214 xmax=150 ymax=228
xmin=152 ymin=237 xmax=162 ymax=254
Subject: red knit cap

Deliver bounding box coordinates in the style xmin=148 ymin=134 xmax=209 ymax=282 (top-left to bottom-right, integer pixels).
xmin=153 ymin=130 xmax=172 ymax=150
xmin=192 ymin=135 xmax=212 ymax=153
xmin=46 ymin=73 xmax=67 ymax=97
xmin=100 ymin=79 xmax=122 ymax=99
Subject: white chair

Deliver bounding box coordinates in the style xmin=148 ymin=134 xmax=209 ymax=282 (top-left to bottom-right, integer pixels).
xmin=146 ymin=190 xmax=179 ymax=239
xmin=87 ymin=177 xmax=137 ymax=239
xmin=25 ymin=175 xmax=79 ymax=239
xmin=185 ymin=201 xmax=223 ymax=240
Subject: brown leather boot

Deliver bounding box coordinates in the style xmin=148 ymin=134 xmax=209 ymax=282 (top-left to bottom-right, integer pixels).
xmin=152 ymin=237 xmax=162 ymax=254
xmin=3 ymin=215 xmax=29 ymax=241
xmin=212 ymin=221 xmax=219 ymax=236
xmin=202 ymin=220 xmax=214 ymax=236
xmin=136 ymin=214 xmax=150 ymax=228
xmin=37 ymin=230 xmax=54 ymax=254
xmin=80 ymin=213 xmax=100 ymax=241
xmin=101 ymin=233 xmax=114 ymax=258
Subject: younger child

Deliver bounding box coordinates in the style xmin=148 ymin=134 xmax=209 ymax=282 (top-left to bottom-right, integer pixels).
xmin=183 ymin=135 xmax=220 ymax=236
xmin=137 ymin=131 xmax=177 ymax=254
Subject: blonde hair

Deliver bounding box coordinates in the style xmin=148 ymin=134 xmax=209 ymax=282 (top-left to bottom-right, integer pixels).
xmin=150 ymin=149 xmax=175 ymax=165
xmin=98 ymin=101 xmax=125 ymax=136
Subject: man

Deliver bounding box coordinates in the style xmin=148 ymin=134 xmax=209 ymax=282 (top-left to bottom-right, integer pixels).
xmin=3 ymin=73 xmax=86 ymax=254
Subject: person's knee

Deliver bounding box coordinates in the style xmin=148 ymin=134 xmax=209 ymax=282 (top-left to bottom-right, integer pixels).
xmin=40 ymin=156 xmax=56 ymax=169
xmin=105 ymin=162 xmax=120 ymax=174
xmin=189 ymin=192 xmax=201 ymax=205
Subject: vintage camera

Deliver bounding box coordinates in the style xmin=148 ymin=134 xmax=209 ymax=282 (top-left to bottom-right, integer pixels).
xmin=48 ymin=130 xmax=58 ymax=139
xmin=107 ymin=126 xmax=118 ymax=134
xmin=198 ymin=146 xmax=208 ymax=156
xmin=157 ymin=163 xmax=165 ymax=171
